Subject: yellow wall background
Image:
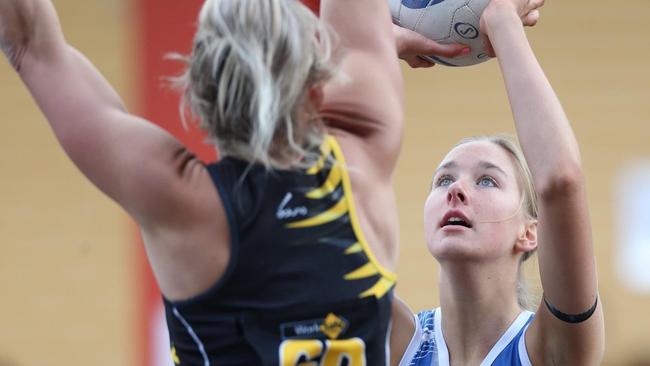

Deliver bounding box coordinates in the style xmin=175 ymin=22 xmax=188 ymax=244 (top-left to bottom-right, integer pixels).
xmin=0 ymin=1 xmax=134 ymax=365
xmin=0 ymin=0 xmax=648 ymax=365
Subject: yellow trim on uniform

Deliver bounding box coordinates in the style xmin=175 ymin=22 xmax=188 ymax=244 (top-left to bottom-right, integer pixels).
xmin=344 ymin=243 xmax=363 ymax=255
xmin=305 ymin=164 xmax=343 ymax=199
xmin=344 ymin=263 xmax=379 ymax=280
xmin=306 ymin=140 xmax=333 ymax=175
xmin=360 ymin=277 xmax=395 ymax=299
xmin=171 ymin=346 xmax=180 ymax=365
xmin=325 ymin=136 xmax=397 ymax=284
xmin=285 ymin=197 xmax=348 ymax=228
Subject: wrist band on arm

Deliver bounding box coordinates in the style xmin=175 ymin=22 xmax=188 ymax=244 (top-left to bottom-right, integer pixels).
xmin=543 ymin=295 xmax=598 ymax=324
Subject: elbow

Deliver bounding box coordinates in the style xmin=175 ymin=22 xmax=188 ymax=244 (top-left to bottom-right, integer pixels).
xmin=537 ymin=162 xmax=585 ymax=201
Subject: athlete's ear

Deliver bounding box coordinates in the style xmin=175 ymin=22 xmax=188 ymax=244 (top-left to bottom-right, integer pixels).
xmin=308 ymin=84 xmax=324 ymax=111
xmin=515 ymin=219 xmax=537 ymax=254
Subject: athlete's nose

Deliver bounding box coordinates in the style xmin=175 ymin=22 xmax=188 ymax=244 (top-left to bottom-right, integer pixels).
xmin=447 ymin=180 xmax=468 ymax=205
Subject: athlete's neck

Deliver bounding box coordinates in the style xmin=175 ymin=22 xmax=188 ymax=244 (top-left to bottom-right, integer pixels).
xmin=437 ymin=260 xmax=522 ymax=365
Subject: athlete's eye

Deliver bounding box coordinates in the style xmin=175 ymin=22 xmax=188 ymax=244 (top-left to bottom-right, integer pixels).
xmin=477 ymin=176 xmax=498 ymax=187
xmin=435 ymin=175 xmax=454 ymax=187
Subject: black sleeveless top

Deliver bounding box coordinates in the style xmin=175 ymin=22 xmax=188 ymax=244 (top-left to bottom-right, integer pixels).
xmin=163 ymin=135 xmax=397 ymax=365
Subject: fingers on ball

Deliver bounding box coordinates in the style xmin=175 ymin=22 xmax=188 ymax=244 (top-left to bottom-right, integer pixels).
xmin=525 ymin=9 xmax=540 ymax=26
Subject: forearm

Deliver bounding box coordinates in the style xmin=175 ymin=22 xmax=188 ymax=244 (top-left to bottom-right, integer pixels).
xmin=1 ymin=0 xmax=66 ymax=70
xmin=489 ymin=2 xmax=599 ymax=301
xmin=2 ymin=0 xmax=125 ymax=122
xmin=321 ymin=0 xmax=396 ymax=58
xmin=485 ymin=6 xmax=583 ymax=194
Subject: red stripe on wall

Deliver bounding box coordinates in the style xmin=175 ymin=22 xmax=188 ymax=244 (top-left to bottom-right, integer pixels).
xmin=132 ymin=1 xmax=207 ymax=365
xmin=134 ymin=0 xmax=213 ymax=161
xmin=303 ymin=0 xmax=320 ymax=13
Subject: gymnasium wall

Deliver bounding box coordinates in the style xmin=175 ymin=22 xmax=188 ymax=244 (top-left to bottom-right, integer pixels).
xmin=0 ymin=1 xmax=133 ymax=365
xmin=0 ymin=0 xmax=648 ymax=365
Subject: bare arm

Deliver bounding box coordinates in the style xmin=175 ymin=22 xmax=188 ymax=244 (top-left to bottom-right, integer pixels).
xmin=1 ymin=0 xmax=207 ymax=229
xmin=482 ymin=1 xmax=604 ymax=364
xmin=390 ymin=295 xmax=416 ymax=366
xmin=319 ymin=0 xmax=404 ymax=177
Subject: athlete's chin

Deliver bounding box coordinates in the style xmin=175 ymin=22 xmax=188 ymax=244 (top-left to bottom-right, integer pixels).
xmin=432 ymin=250 xmax=483 ymax=263
xmin=427 ymin=237 xmax=482 ymax=262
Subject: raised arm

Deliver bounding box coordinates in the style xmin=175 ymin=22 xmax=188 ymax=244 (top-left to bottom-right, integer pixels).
xmin=0 ymin=0 xmax=205 ymax=228
xmin=319 ymin=0 xmax=404 ymax=176
xmin=481 ymin=1 xmax=604 ymax=363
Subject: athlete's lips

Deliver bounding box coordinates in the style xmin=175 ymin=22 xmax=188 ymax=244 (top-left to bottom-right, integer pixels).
xmin=439 ymin=210 xmax=473 ymax=229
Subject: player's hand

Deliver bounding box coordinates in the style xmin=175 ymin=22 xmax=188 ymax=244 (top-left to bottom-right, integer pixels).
xmin=480 ymin=0 xmax=545 ymax=57
xmin=393 ymin=24 xmax=469 ymax=68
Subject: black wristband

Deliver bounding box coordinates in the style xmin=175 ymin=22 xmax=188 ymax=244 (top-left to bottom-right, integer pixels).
xmin=543 ymin=295 xmax=598 ymax=324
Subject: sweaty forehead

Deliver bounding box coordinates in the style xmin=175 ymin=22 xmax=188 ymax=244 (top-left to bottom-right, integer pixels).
xmin=438 ymin=140 xmax=516 ymax=174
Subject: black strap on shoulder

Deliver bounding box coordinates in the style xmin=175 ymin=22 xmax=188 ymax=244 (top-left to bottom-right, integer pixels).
xmin=543 ymin=295 xmax=598 ymax=324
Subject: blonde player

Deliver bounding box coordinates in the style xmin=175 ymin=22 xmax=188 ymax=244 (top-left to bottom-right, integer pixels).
xmin=0 ymin=0 xmax=410 ymax=364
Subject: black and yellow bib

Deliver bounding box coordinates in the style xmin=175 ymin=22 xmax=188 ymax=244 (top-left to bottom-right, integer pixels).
xmin=163 ymin=135 xmax=397 ymax=365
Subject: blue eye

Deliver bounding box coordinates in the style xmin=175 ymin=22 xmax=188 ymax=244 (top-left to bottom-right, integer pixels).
xmin=436 ymin=175 xmax=454 ymax=187
xmin=478 ymin=176 xmax=497 ymax=187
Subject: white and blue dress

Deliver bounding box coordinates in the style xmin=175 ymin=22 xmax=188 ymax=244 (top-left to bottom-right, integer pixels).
xmin=399 ymin=308 xmax=535 ymax=366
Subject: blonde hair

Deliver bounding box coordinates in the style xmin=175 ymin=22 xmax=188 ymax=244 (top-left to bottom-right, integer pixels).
xmin=456 ymin=135 xmax=539 ymax=309
xmin=174 ymin=0 xmax=337 ymax=168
